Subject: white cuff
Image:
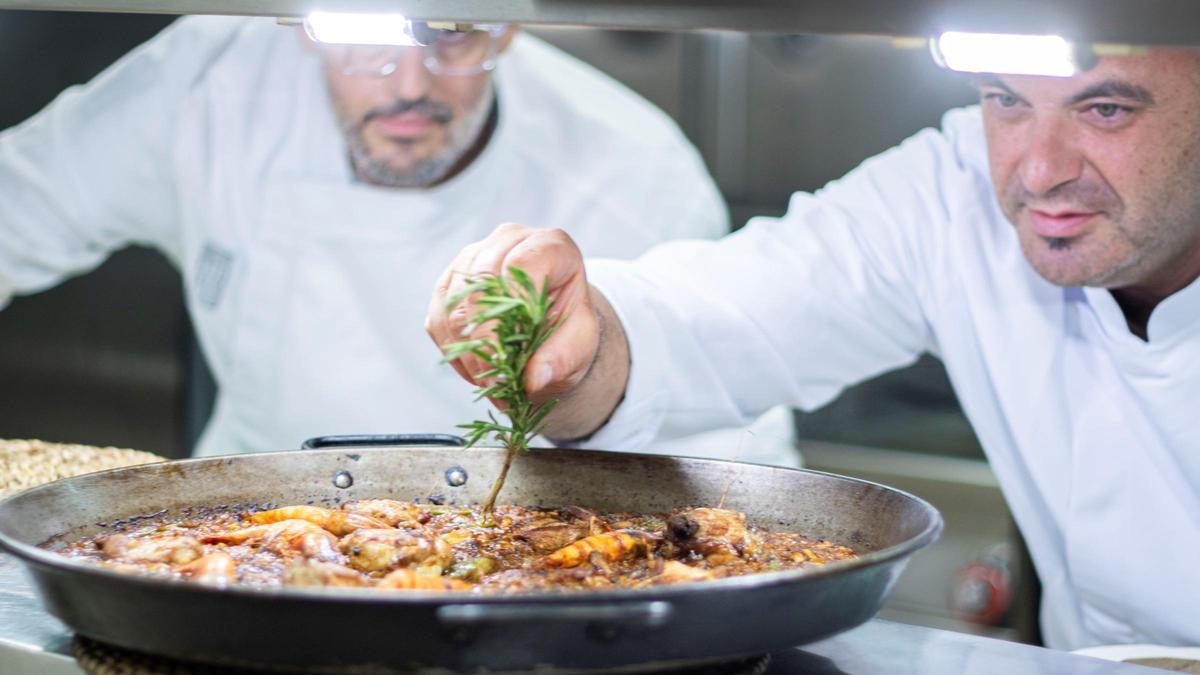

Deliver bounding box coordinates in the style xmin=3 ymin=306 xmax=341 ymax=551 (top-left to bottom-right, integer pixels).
xmin=0 ymin=271 xmax=14 ymax=311
xmin=564 ymin=258 xmax=672 ymax=452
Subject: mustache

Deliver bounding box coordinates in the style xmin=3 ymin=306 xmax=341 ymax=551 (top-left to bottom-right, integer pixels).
xmin=1006 ymin=177 xmax=1122 ymax=215
xmin=361 ymin=98 xmax=454 ymax=126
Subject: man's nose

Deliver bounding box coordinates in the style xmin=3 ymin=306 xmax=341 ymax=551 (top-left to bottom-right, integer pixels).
xmin=383 ymin=47 xmax=434 ymax=100
xmin=1016 ymin=117 xmax=1084 ymax=197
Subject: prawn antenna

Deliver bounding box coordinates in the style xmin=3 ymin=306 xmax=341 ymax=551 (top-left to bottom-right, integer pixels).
xmin=717 ymin=428 xmax=754 ymax=510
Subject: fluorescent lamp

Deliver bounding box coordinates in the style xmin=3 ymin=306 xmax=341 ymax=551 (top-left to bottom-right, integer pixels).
xmin=931 ymin=32 xmax=1076 ymax=77
xmin=304 ymin=11 xmax=419 ymax=46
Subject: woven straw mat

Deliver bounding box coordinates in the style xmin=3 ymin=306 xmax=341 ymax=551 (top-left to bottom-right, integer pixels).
xmin=0 ymin=439 xmax=165 ymax=496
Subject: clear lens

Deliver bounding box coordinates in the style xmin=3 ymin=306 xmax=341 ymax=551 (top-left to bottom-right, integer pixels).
xmin=321 ymin=45 xmax=400 ymax=75
xmin=431 ymin=29 xmax=495 ymax=69
xmin=318 ymin=24 xmax=506 ymax=77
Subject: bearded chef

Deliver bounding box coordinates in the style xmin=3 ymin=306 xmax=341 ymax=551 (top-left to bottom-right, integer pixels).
xmin=0 ymin=15 xmax=802 ymax=464
xmin=431 ymin=50 xmax=1200 ymax=649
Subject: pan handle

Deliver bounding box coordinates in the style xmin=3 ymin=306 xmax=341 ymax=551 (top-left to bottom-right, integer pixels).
xmin=301 ymin=434 xmax=467 ymax=449
xmin=437 ymin=601 xmax=674 ymax=628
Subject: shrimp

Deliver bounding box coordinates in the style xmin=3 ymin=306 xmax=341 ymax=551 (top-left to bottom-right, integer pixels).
xmin=202 ymin=519 xmax=342 ymax=563
xmin=201 ymin=519 xmax=320 ymax=545
xmin=178 ymin=552 xmax=236 ymax=587
xmin=536 ymin=530 xmax=655 ymax=569
xmin=100 ymin=534 xmax=203 ymax=566
xmin=248 ymin=505 xmax=390 ymax=536
xmin=285 ymin=561 xmax=367 ymax=588
xmin=295 ymin=531 xmax=342 ymax=563
xmin=514 ymin=506 xmax=611 ymax=552
xmin=341 ymin=499 xmax=427 ymax=527
xmin=559 ymin=505 xmax=612 ymax=536
xmin=653 ymin=560 xmax=714 ymax=585
xmin=339 ymin=528 xmax=443 ymax=573
xmin=376 ymin=568 xmax=471 ymax=592
xmin=516 ymin=522 xmax=588 ymax=553
xmin=665 ymin=508 xmax=759 ymax=559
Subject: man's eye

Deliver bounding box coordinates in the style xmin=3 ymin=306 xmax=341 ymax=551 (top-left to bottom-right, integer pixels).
xmin=1081 ymin=102 xmax=1135 ymax=126
xmin=984 ymin=93 xmax=1020 ymax=108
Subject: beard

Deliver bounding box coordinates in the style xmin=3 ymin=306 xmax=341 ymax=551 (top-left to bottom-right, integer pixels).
xmin=339 ymin=81 xmax=495 ymax=189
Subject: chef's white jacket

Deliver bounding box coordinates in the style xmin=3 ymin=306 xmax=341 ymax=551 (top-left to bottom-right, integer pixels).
xmin=587 ymin=106 xmax=1200 ymax=650
xmin=0 ymin=17 xmax=737 ymax=457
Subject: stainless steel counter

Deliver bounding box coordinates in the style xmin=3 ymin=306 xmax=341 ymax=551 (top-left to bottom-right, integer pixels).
xmin=0 ymin=555 xmax=81 ymax=673
xmin=0 ymin=554 xmax=1157 ymax=675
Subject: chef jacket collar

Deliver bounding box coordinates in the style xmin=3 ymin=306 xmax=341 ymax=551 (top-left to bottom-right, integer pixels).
xmin=1082 ymin=273 xmax=1200 ymax=348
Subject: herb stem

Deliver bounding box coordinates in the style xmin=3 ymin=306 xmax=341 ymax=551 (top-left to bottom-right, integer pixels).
xmin=481 ymin=446 xmax=518 ymax=518
xmin=441 ymin=266 xmax=563 ymax=518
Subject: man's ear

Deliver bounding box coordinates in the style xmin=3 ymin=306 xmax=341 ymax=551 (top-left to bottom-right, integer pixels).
xmin=497 ymin=25 xmax=521 ymax=54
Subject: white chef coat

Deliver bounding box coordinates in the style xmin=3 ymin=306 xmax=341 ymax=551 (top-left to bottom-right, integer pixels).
xmin=0 ymin=16 xmax=738 ymax=457
xmin=585 ymin=106 xmax=1200 ymax=650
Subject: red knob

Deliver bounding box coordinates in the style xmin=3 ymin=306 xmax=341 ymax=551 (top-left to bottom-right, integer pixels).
xmin=952 ymin=560 xmax=1012 ymax=626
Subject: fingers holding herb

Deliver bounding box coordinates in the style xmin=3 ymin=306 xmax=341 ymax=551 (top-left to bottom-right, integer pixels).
xmin=428 ymin=240 xmax=484 ymax=383
xmin=440 ymin=266 xmax=561 ymax=416
xmin=428 ymin=235 xmax=515 ymax=387
xmin=500 ymin=232 xmax=596 ymax=399
xmin=430 ymin=224 xmax=597 ymax=395
xmin=436 ymin=237 xmax=574 ymax=513
xmin=429 ymin=224 xmax=628 ymax=448
xmin=523 ymin=291 xmax=597 ymax=398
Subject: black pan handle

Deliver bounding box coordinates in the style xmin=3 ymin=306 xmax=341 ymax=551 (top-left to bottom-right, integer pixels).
xmin=436 ymin=601 xmax=674 ymax=628
xmin=301 ymin=434 xmax=467 ymax=449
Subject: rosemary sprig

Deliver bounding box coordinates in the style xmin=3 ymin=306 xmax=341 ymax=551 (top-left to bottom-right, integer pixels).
xmin=442 ymin=266 xmax=562 ymax=517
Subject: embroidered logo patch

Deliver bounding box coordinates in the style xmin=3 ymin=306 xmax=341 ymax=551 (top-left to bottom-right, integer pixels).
xmin=196 ymin=243 xmax=234 ymax=309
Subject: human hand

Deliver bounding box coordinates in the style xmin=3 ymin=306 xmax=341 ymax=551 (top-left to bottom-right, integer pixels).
xmin=427 ymin=223 xmax=600 ymax=401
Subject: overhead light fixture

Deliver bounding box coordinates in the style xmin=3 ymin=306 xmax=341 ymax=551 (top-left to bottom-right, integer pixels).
xmin=303 ymin=11 xmax=421 ymax=46
xmin=930 ymin=31 xmax=1077 ymax=77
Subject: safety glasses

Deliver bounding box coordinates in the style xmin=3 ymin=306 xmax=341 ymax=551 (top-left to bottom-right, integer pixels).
xmin=308 ymin=19 xmax=509 ymax=77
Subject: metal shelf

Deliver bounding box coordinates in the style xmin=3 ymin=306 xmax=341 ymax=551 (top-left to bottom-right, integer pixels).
xmin=1 ymin=0 xmax=1199 ymax=44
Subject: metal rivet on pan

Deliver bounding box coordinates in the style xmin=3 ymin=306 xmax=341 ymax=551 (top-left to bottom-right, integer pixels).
xmin=445 ymin=466 xmax=468 ymax=487
xmin=332 ymin=470 xmax=354 ymax=489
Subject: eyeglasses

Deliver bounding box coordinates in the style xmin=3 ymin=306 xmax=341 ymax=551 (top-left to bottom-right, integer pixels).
xmin=316 ymin=23 xmax=509 ymax=77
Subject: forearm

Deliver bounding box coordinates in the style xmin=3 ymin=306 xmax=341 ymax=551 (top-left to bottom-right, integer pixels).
xmin=542 ymin=286 xmax=630 ymax=442
xmin=574 ymin=197 xmax=935 ymax=447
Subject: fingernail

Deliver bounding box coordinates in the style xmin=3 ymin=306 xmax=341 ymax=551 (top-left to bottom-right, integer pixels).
xmin=530 ymin=362 xmax=553 ymax=392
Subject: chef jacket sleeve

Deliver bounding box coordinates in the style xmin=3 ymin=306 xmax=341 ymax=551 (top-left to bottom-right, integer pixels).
xmin=562 ymin=127 xmax=730 ymax=261
xmin=630 ymin=145 xmax=730 ymax=243
xmin=582 ymin=124 xmax=963 ymax=450
xmin=0 ymin=17 xmax=237 ymax=310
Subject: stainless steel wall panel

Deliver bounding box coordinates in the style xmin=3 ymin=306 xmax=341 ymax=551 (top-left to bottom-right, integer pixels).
xmin=738 ymin=35 xmax=977 ymax=212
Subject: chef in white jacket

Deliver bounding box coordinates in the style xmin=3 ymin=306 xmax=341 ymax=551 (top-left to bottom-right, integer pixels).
xmin=0 ymin=15 xmax=797 ymax=459
xmin=430 ymin=50 xmax=1200 ymax=649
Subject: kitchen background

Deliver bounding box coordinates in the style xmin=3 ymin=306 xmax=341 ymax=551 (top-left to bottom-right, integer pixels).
xmin=0 ymin=11 xmax=1036 ymax=643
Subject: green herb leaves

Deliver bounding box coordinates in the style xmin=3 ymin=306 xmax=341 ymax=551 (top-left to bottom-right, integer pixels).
xmin=442 ymin=266 xmax=563 ymax=515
